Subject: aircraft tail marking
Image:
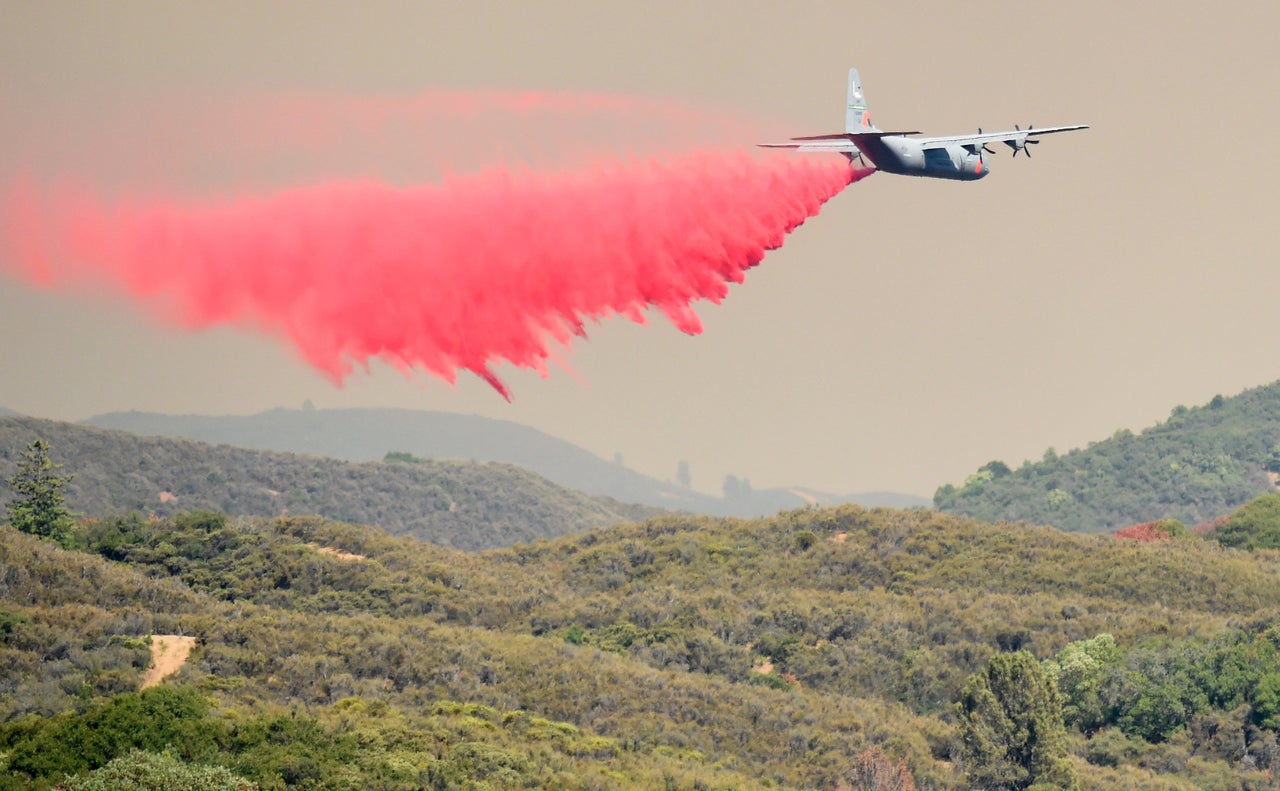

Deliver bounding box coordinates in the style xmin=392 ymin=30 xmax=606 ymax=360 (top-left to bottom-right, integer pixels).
xmin=845 ymin=68 xmax=876 ymax=132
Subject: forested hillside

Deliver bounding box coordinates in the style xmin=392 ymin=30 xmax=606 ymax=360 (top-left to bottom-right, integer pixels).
xmin=84 ymin=407 xmax=930 ymax=516
xmin=0 ymin=417 xmax=657 ymax=550
xmin=935 ymin=381 xmax=1280 ymax=532
xmin=5 ymin=502 xmax=1280 ymax=788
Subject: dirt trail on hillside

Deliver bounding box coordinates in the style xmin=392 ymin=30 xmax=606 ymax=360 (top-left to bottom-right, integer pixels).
xmin=787 ymin=488 xmax=819 ymax=505
xmin=313 ymin=545 xmax=367 ymax=561
xmin=141 ymin=635 xmax=196 ymax=689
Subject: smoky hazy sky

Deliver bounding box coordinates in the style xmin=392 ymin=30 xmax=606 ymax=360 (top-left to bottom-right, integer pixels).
xmin=2 ymin=1 xmax=1277 ymax=498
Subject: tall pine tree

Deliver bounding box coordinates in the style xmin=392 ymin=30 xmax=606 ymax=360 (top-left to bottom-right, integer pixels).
xmin=6 ymin=438 xmax=76 ymax=545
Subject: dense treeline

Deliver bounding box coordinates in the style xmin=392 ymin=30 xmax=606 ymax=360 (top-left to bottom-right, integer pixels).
xmin=0 ymin=417 xmax=658 ymax=550
xmin=6 ymin=501 xmax=1280 ymax=787
xmin=2 ymin=685 xmax=768 ymax=791
xmin=935 ymin=381 xmax=1280 ymax=532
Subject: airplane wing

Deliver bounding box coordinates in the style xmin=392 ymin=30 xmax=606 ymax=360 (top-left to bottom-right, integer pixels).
xmin=759 ymin=124 xmax=1086 ymax=160
xmin=760 ymin=125 xmax=1085 ymax=151
xmin=915 ymin=124 xmax=1087 ymax=149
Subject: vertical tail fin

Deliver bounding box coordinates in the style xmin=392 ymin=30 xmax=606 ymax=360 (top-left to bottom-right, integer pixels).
xmin=844 ymin=68 xmax=876 ymax=132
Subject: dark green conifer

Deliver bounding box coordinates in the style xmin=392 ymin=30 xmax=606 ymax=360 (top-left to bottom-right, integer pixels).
xmin=956 ymin=650 xmax=1079 ymax=790
xmin=5 ymin=438 xmax=76 ymax=545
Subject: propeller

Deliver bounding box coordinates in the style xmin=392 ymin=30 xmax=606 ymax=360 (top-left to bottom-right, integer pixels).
xmin=1010 ymin=124 xmax=1040 ymax=158
xmin=976 ymin=129 xmax=996 ymax=155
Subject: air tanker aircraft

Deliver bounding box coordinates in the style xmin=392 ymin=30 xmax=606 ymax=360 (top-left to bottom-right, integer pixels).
xmin=761 ymin=69 xmax=1086 ymax=180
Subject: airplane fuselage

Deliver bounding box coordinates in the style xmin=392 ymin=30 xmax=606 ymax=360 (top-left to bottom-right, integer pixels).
xmin=855 ymin=136 xmax=988 ymax=181
xmin=760 ymin=68 xmax=1084 ymax=182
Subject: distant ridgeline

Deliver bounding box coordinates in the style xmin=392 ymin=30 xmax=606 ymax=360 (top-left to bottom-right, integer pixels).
xmin=0 ymin=416 xmax=657 ymax=550
xmin=935 ymin=381 xmax=1280 ymax=533
xmin=81 ymin=407 xmax=930 ymax=517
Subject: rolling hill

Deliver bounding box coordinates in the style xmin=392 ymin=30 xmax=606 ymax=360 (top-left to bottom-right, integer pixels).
xmin=5 ymin=502 xmax=1280 ymax=788
xmin=935 ymin=380 xmax=1280 ymax=532
xmin=0 ymin=416 xmax=657 ymax=550
xmin=83 ymin=407 xmax=929 ymax=516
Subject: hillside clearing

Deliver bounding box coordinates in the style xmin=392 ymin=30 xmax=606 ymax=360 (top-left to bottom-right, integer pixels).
xmin=140 ymin=635 xmax=196 ymax=689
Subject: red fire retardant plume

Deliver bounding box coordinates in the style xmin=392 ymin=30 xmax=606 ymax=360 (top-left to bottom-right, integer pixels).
xmin=5 ymin=151 xmax=864 ymax=398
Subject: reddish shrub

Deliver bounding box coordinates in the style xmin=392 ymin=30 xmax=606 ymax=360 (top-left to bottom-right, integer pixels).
xmin=1113 ymin=522 xmax=1171 ymax=542
xmin=1193 ymin=514 xmax=1230 ymax=535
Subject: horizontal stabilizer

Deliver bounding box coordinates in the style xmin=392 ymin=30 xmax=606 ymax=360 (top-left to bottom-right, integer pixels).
xmin=758 ymin=130 xmax=921 ymax=150
xmin=788 ymin=131 xmax=920 ymax=141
